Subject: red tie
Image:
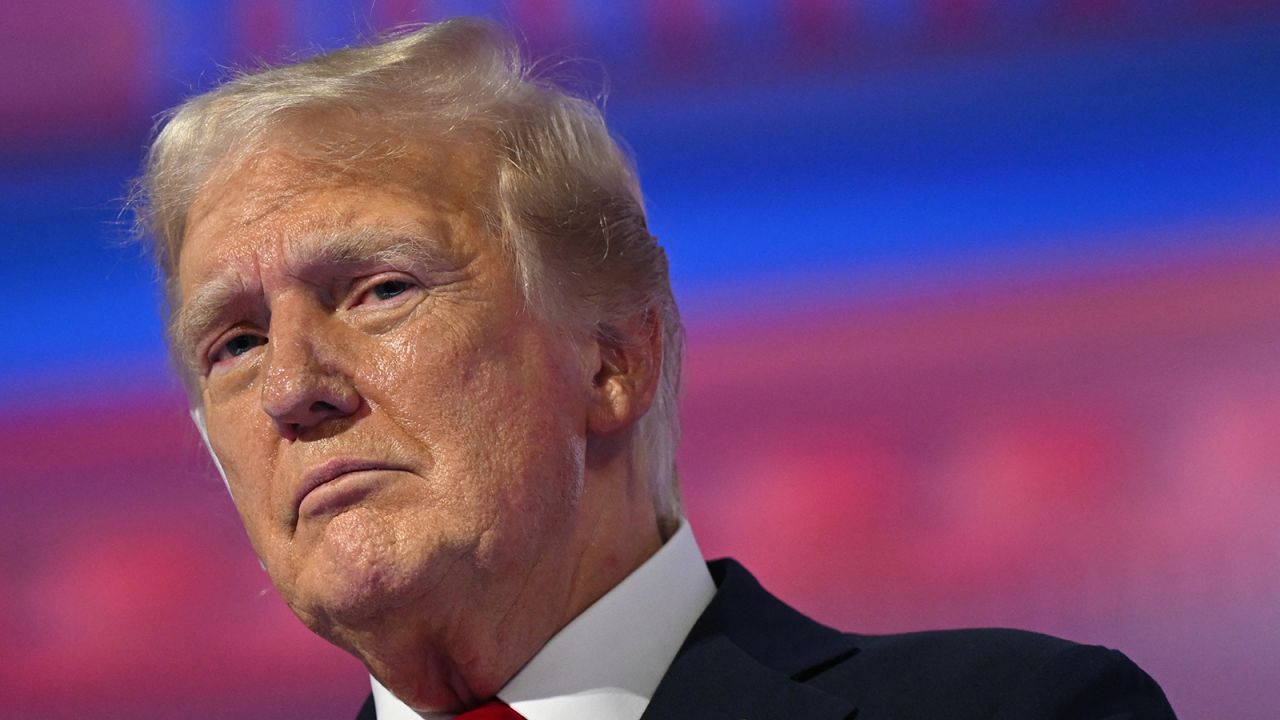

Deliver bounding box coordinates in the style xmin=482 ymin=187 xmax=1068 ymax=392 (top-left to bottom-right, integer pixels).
xmin=455 ymin=700 xmax=526 ymax=720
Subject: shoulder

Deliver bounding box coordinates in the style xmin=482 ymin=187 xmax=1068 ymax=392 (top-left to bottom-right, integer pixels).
xmin=701 ymin=560 xmax=1175 ymax=719
xmin=817 ymin=628 xmax=1175 ymax=719
xmin=845 ymin=626 xmax=1091 ymax=687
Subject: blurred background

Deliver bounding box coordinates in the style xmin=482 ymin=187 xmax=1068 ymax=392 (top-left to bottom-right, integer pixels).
xmin=2 ymin=1 xmax=1278 ymax=718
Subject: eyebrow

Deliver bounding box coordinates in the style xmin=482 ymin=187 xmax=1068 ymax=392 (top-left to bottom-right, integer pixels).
xmin=171 ymin=225 xmax=449 ymax=368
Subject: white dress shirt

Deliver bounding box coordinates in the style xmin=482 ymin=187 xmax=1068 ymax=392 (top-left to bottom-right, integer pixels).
xmin=371 ymin=521 xmax=715 ymax=720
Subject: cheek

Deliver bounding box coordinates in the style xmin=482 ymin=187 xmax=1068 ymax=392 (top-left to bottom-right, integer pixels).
xmin=369 ymin=316 xmax=588 ymax=505
xmin=457 ymin=335 xmax=589 ymax=512
xmin=205 ymin=403 xmax=279 ymax=547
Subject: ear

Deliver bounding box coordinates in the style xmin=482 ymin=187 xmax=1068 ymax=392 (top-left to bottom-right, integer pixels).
xmin=586 ymin=307 xmax=663 ymax=437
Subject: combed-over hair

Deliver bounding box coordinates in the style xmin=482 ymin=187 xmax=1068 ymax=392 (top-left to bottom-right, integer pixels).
xmin=134 ymin=17 xmax=684 ymax=531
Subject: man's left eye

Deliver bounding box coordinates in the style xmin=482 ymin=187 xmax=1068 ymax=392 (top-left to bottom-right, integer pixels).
xmin=371 ymin=280 xmax=410 ymax=300
xmin=359 ymin=279 xmax=413 ymax=304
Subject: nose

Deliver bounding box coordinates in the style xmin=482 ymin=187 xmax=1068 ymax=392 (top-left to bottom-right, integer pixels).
xmin=260 ymin=308 xmax=361 ymax=440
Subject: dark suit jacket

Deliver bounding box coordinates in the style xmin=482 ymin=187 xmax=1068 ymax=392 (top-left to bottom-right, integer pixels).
xmin=357 ymin=558 xmax=1177 ymax=719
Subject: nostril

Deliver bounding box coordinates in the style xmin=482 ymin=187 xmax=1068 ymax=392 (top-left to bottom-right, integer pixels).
xmin=310 ymin=400 xmax=338 ymax=414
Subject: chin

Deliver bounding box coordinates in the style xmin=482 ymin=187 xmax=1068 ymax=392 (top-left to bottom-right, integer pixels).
xmin=284 ymin=507 xmax=434 ymax=630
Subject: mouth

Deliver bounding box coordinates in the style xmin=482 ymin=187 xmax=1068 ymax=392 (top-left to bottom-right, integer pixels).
xmin=294 ymin=458 xmax=406 ymax=521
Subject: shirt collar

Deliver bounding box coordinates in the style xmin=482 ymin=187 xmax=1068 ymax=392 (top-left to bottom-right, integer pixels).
xmin=372 ymin=521 xmax=714 ymax=720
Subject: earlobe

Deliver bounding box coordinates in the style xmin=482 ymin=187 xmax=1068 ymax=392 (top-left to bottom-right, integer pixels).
xmin=586 ymin=309 xmax=662 ymax=437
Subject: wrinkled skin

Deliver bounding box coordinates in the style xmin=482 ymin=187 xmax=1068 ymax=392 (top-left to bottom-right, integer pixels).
xmin=175 ymin=141 xmax=662 ymax=711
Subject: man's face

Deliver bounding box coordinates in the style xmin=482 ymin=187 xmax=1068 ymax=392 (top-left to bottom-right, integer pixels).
xmin=175 ymin=142 xmax=595 ymax=657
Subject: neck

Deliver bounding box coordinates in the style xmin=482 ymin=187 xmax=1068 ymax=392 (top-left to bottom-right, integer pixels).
xmin=346 ymin=436 xmax=664 ymax=713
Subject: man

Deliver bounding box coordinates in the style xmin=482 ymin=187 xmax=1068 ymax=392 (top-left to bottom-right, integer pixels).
xmin=135 ymin=17 xmax=1176 ymax=720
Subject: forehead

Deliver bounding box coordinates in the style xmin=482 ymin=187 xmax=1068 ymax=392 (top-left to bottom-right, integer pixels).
xmin=177 ymin=139 xmax=493 ymax=289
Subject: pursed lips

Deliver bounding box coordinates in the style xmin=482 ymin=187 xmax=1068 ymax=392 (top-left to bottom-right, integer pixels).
xmin=293 ymin=457 xmax=405 ymax=521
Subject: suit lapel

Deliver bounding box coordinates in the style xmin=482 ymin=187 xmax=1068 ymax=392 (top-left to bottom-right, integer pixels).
xmin=641 ymin=559 xmax=860 ymax=720
xmin=643 ymin=634 xmax=855 ymax=720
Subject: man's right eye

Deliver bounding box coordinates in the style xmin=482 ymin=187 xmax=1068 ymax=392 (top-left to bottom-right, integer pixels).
xmin=211 ymin=333 xmax=267 ymax=366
